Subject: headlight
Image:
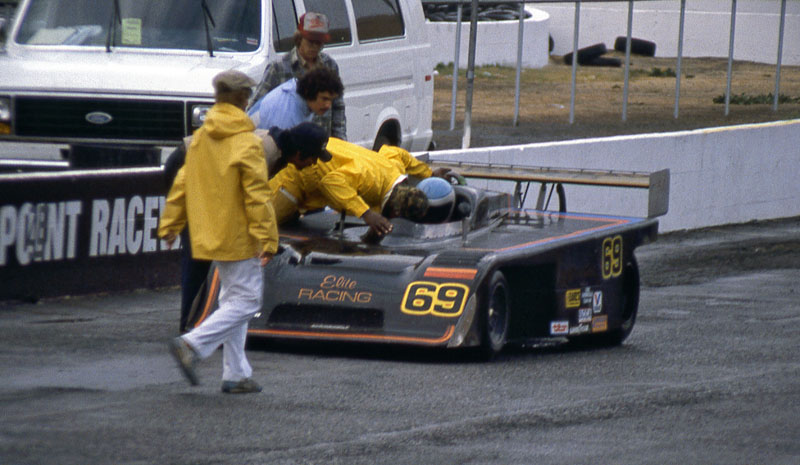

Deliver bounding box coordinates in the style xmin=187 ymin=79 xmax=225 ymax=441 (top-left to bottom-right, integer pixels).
xmin=191 ymin=104 xmax=211 ymax=128
xmin=0 ymin=97 xmax=10 ymax=122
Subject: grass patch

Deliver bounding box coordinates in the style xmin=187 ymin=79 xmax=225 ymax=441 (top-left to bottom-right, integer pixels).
xmin=713 ymin=93 xmax=800 ymax=105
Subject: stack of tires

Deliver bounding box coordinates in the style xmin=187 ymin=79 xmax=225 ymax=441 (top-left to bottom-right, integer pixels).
xmin=562 ymin=37 xmax=656 ymax=67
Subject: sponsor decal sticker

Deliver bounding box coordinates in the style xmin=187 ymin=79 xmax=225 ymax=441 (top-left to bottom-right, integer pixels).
xmin=569 ymin=324 xmax=590 ymax=335
xmin=581 ymin=287 xmax=593 ymax=305
xmin=550 ymin=321 xmax=569 ymax=336
xmin=593 ymin=291 xmax=603 ymax=313
xmin=401 ymin=281 xmax=469 ymax=317
xmin=578 ymin=308 xmax=592 ymax=324
xmin=298 ymin=274 xmax=373 ymax=304
xmin=565 ymin=289 xmax=581 ymax=308
xmin=592 ymin=315 xmax=608 ymax=333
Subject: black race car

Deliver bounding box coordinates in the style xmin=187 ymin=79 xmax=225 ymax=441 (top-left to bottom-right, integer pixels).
xmin=189 ymin=163 xmax=669 ymax=358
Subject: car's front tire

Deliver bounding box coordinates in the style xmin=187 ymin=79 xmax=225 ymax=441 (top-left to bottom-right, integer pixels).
xmin=478 ymin=270 xmax=510 ymax=360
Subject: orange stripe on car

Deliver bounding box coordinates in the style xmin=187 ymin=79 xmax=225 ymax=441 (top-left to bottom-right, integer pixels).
xmin=249 ymin=325 xmax=455 ymax=345
xmin=423 ymin=267 xmax=478 ymax=280
xmin=193 ymin=267 xmax=220 ymax=328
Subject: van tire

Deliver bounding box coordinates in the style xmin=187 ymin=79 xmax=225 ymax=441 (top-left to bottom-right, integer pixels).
xmin=562 ymin=43 xmax=607 ymax=65
xmin=372 ymin=134 xmax=392 ymax=151
xmin=372 ymin=123 xmax=400 ymax=151
xmin=613 ymin=36 xmax=656 ymax=57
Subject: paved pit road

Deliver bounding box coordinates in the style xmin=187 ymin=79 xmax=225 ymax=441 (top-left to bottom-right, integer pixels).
xmin=0 ymin=218 xmax=798 ymax=464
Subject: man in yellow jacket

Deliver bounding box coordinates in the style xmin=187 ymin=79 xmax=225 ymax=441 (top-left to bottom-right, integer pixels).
xmin=270 ymin=133 xmax=441 ymax=240
xmin=159 ymin=70 xmax=278 ymax=394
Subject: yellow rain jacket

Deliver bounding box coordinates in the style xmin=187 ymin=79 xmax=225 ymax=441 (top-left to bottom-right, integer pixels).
xmin=269 ymin=138 xmax=432 ymax=219
xmin=158 ymin=103 xmax=278 ymax=261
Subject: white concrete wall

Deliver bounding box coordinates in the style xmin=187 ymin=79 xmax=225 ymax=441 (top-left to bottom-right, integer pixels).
xmin=424 ymin=119 xmax=800 ymax=232
xmin=537 ymin=0 xmax=800 ymax=66
xmin=426 ymin=7 xmax=551 ymax=68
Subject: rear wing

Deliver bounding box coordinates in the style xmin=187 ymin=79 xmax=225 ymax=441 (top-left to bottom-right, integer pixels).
xmin=427 ymin=160 xmax=669 ymax=218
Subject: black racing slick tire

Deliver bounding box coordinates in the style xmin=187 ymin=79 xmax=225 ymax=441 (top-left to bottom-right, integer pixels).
xmin=479 ymin=271 xmax=510 ymax=360
xmin=584 ymin=56 xmax=622 ymax=68
xmin=584 ymin=256 xmax=640 ymax=347
xmin=613 ymin=36 xmax=657 ymax=57
xmin=562 ymin=43 xmax=607 ymax=65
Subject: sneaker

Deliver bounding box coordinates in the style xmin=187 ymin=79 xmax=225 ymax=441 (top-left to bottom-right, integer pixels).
xmin=168 ymin=337 xmax=199 ymax=386
xmin=221 ymin=378 xmax=262 ymax=394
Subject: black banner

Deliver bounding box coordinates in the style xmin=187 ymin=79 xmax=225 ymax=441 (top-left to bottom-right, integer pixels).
xmin=0 ymin=167 xmax=181 ymax=301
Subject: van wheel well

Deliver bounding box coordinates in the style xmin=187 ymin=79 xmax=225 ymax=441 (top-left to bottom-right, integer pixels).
xmin=372 ymin=121 xmax=401 ymax=150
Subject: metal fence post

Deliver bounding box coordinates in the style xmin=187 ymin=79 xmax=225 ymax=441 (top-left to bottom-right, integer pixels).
xmin=622 ymin=0 xmax=634 ymax=122
xmin=674 ymin=0 xmax=686 ymax=119
xmin=773 ymin=0 xmax=787 ymax=112
xmin=724 ymin=0 xmax=737 ymax=116
xmin=462 ymin=0 xmax=480 ymax=149
xmin=513 ymin=1 xmax=525 ymax=127
xmin=569 ymin=1 xmax=580 ymax=125
xmin=450 ymin=3 xmax=463 ymax=130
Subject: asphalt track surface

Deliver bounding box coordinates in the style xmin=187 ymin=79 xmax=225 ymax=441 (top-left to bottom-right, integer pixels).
xmin=1 ymin=217 xmax=799 ymax=464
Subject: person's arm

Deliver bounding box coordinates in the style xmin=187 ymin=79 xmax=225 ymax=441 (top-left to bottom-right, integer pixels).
xmin=239 ymin=140 xmax=279 ymax=255
xmin=377 ymin=145 xmax=433 ymax=178
xmin=317 ymin=169 xmax=370 ymax=218
xmin=324 ymin=56 xmax=347 ymax=140
xmin=163 ymin=143 xmax=187 ymax=191
xmin=331 ymin=95 xmax=347 ymax=140
xmin=158 ymin=167 xmax=188 ymax=246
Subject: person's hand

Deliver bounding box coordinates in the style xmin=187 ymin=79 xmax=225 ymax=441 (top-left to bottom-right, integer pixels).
xmin=361 ymin=210 xmax=393 ymax=237
xmin=432 ymin=167 xmax=461 ymax=183
xmin=259 ymin=251 xmax=274 ymax=267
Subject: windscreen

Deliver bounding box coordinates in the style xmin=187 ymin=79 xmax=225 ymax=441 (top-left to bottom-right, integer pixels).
xmin=14 ymin=0 xmax=262 ymax=52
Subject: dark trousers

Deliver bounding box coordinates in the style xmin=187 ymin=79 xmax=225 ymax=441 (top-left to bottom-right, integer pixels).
xmin=179 ymin=229 xmax=211 ymax=333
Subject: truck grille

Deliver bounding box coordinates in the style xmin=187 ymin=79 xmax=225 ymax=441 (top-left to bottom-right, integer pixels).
xmin=14 ymin=96 xmax=187 ymax=142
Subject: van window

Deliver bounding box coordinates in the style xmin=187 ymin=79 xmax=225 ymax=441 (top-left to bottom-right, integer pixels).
xmin=16 ymin=0 xmax=261 ymax=52
xmin=302 ymin=0 xmax=352 ymax=46
xmin=272 ymin=0 xmax=298 ymax=52
xmin=351 ymin=0 xmax=404 ymax=41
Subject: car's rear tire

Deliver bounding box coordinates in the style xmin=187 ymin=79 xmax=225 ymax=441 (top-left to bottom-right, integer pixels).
xmin=478 ymin=271 xmax=510 ymax=360
xmin=581 ymin=256 xmax=640 ymax=347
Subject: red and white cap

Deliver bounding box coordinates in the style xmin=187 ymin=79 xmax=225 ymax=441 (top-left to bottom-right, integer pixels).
xmin=298 ymin=12 xmax=331 ymax=43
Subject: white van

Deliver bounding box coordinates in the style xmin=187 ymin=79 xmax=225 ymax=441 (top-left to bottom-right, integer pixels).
xmin=0 ymin=0 xmax=434 ymax=166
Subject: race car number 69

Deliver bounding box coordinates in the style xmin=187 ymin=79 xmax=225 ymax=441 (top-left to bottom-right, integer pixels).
xmin=401 ymin=281 xmax=469 ymax=317
xmin=602 ymin=235 xmax=623 ymax=279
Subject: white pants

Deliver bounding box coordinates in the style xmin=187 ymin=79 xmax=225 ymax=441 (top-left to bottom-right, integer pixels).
xmin=182 ymin=258 xmax=263 ymax=382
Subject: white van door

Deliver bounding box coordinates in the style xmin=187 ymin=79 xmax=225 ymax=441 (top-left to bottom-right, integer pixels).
xmin=269 ymin=0 xmax=433 ymax=151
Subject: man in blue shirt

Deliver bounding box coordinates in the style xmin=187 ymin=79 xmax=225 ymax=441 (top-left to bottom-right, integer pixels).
xmin=248 ymin=67 xmax=343 ymax=133
xmin=252 ymin=12 xmax=347 ymax=140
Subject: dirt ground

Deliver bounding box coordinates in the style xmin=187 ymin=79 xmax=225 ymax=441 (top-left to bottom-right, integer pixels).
xmin=431 ymin=54 xmax=800 ymax=149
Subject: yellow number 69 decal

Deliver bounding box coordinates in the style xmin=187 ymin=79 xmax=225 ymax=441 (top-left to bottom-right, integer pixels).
xmin=602 ymin=235 xmax=623 ymax=279
xmin=401 ymin=281 xmax=469 ymax=317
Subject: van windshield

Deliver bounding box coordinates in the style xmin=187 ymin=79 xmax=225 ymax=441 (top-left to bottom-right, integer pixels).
xmin=15 ymin=0 xmax=261 ymax=52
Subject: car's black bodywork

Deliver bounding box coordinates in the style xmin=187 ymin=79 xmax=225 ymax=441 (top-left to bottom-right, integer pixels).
xmin=189 ymin=182 xmax=659 ymax=356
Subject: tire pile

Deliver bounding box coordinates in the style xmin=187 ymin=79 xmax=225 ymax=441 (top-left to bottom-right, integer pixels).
xmin=424 ymin=2 xmax=532 ymax=22
xmin=563 ymin=37 xmax=656 ymax=67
